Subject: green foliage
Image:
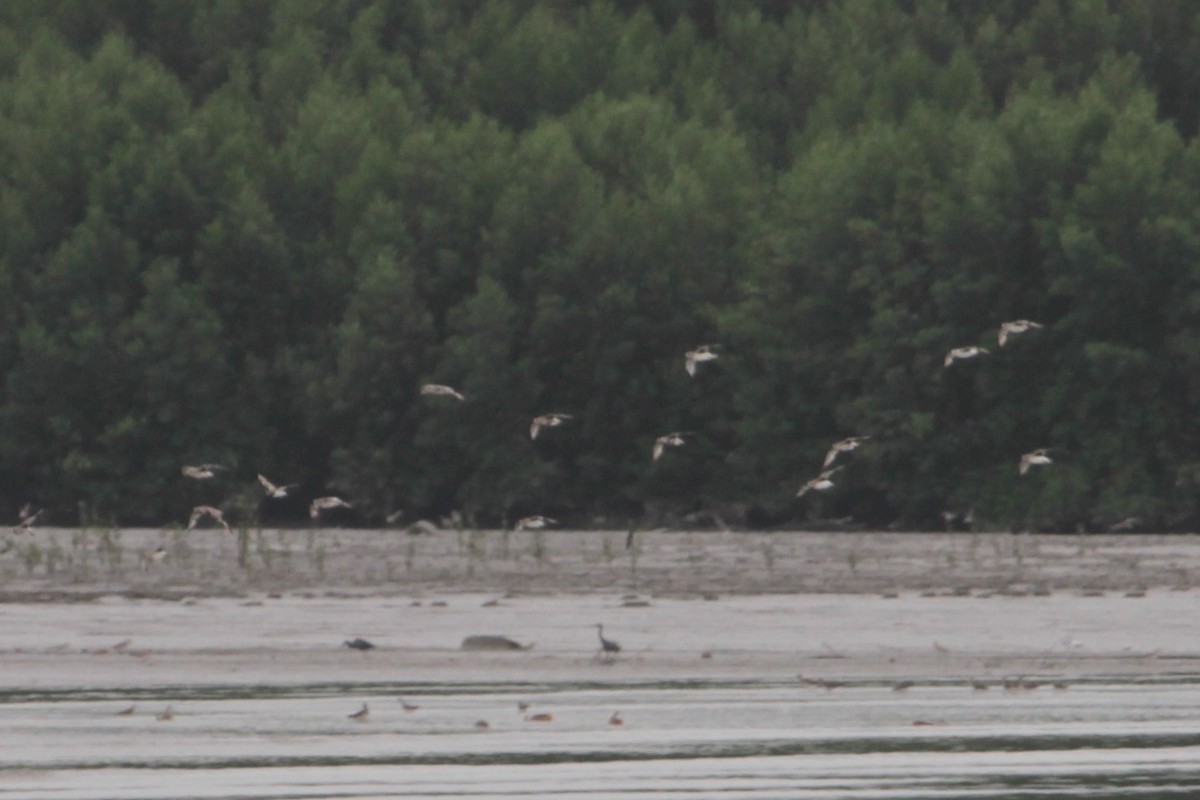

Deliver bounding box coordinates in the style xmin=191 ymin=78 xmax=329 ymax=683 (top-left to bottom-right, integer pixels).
xmin=5 ymin=1 xmax=1200 ymax=531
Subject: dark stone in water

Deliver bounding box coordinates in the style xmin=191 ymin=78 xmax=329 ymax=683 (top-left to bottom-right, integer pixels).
xmin=461 ymin=635 xmax=529 ymax=651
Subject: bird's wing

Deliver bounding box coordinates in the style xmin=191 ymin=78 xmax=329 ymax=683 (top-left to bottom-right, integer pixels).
xmin=652 ymin=441 xmax=664 ymax=461
xmin=530 ymin=420 xmax=541 ymax=439
xmin=257 ymin=474 xmax=276 ymax=493
xmin=823 ymin=447 xmax=839 ymax=468
xmin=685 ymin=354 xmax=697 ymax=376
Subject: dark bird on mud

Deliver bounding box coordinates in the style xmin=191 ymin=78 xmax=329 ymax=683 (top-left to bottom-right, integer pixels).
xmin=609 ymin=711 xmax=624 ymax=726
xmin=400 ymin=699 xmax=420 ymax=712
xmin=349 ymin=703 xmax=369 ymax=721
xmin=115 ymin=704 xmax=136 ymax=716
xmin=595 ymin=624 xmax=621 ymax=659
xmin=343 ymin=638 xmax=375 ymax=651
xmin=474 ymin=719 xmax=490 ymax=729
xmin=525 ymin=712 xmax=554 ymax=722
xmin=156 ymin=706 xmax=175 ymax=721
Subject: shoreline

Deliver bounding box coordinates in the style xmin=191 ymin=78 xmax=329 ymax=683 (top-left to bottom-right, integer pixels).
xmin=0 ymin=527 xmax=1198 ymax=600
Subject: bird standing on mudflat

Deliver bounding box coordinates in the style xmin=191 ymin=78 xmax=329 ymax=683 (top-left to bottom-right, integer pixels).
xmin=595 ymin=624 xmax=621 ymax=660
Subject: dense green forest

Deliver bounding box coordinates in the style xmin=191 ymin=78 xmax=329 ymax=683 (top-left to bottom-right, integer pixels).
xmin=4 ymin=0 xmax=1200 ymax=532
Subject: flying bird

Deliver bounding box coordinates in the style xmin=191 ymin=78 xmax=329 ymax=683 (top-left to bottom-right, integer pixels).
xmin=652 ymin=432 xmax=686 ymax=461
xmin=257 ymin=474 xmax=297 ymax=498
xmin=998 ymin=319 xmax=1043 ymax=347
xmin=530 ymin=413 xmax=572 ymax=440
xmin=14 ymin=503 xmax=42 ymax=533
xmin=944 ymin=346 xmax=989 ymax=367
xmin=421 ymin=383 xmax=465 ymax=401
xmin=310 ymin=496 xmax=353 ymax=519
xmin=187 ymin=505 xmax=231 ymax=533
xmin=181 ymin=464 xmax=224 ymax=480
xmin=797 ymin=467 xmax=843 ymax=497
xmin=684 ymin=344 xmax=719 ymax=376
xmin=1019 ymin=448 xmax=1053 ymax=475
xmin=823 ymin=436 xmax=869 ymax=468
xmin=515 ymin=515 xmax=556 ymax=531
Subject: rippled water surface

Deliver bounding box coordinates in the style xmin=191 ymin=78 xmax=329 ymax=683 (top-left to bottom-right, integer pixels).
xmin=5 ymin=677 xmax=1200 ymax=798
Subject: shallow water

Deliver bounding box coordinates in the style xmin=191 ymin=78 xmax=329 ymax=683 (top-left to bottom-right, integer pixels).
xmin=4 ymin=678 xmax=1200 ymax=798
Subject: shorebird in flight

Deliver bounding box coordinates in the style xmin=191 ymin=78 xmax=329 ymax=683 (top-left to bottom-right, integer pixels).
xmin=421 ymin=383 xmax=465 ymax=401
xmin=181 ymin=464 xmax=225 ymax=480
xmin=998 ymin=319 xmax=1043 ymax=347
xmin=797 ymin=466 xmax=843 ymax=497
xmin=530 ymin=413 xmax=572 ymax=440
xmin=944 ymin=346 xmax=989 ymax=367
xmin=515 ymin=515 xmax=556 ymax=531
xmin=1019 ymin=448 xmax=1052 ymax=475
xmin=257 ymin=474 xmax=297 ymax=498
xmin=823 ymin=436 xmax=869 ymax=468
xmin=310 ymin=496 xmax=353 ymax=519
xmin=652 ymin=432 xmax=686 ymax=461
xmin=685 ymin=344 xmax=719 ymax=376
xmin=14 ymin=503 xmax=42 ymax=533
xmin=187 ymin=505 xmax=231 ymax=533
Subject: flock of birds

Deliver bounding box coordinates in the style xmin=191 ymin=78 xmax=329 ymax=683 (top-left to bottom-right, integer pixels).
xmin=10 ymin=318 xmax=1048 ymax=538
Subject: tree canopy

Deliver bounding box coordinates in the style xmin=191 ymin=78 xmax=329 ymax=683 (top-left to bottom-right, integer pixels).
xmin=4 ymin=0 xmax=1200 ymax=532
